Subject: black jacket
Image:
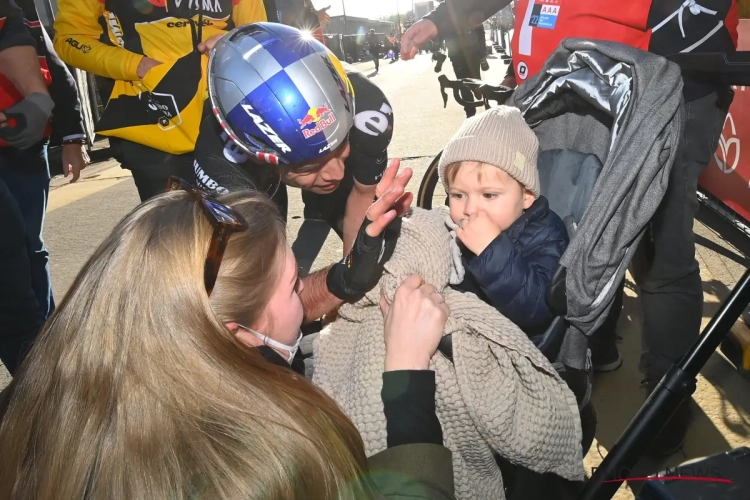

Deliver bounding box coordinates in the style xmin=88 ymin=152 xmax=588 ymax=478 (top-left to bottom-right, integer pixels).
xmin=454 ymin=196 xmax=568 ymax=337
xmin=424 ymin=0 xmax=512 ymax=40
xmin=18 ymin=0 xmax=85 ymax=144
xmin=0 ymin=0 xmax=35 ymax=51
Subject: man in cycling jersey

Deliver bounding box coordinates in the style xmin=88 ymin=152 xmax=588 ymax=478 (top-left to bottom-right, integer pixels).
xmin=195 ymin=24 xmax=394 ymax=253
xmin=53 ymin=0 xmax=268 ymax=202
xmin=194 ymin=23 xmax=408 ymax=323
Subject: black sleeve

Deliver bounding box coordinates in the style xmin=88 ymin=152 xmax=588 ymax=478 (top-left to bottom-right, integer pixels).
xmin=192 ymin=99 xmax=273 ymax=194
xmin=424 ymin=0 xmax=513 ymax=39
xmin=39 ymin=22 xmax=85 ymax=141
xmin=0 ymin=0 xmax=20 ymax=16
xmin=382 ymin=370 xmax=443 ymax=448
xmin=0 ymin=0 xmax=34 ymax=51
xmin=346 ymin=69 xmax=392 ymax=186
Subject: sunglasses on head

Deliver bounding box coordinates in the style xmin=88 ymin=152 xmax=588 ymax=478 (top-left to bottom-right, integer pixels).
xmin=166 ymin=176 xmax=248 ymax=295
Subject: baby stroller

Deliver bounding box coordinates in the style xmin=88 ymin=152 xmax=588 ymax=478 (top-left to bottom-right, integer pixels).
xmin=428 ymin=37 xmax=685 ymax=489
xmin=426 ymin=38 xmax=750 ymax=499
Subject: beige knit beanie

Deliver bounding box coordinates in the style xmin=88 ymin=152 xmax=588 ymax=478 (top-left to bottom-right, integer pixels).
xmin=438 ymin=106 xmax=540 ymax=198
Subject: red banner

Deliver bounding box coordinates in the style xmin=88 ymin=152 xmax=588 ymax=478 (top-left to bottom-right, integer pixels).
xmin=699 ymin=19 xmax=750 ymax=223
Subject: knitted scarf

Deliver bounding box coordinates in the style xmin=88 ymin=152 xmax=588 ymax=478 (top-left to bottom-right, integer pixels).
xmin=312 ymin=207 xmax=585 ymax=499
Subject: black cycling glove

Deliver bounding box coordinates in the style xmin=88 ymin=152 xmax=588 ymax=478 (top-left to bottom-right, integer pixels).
xmin=326 ymin=215 xmax=401 ymax=302
xmin=0 ymin=93 xmax=55 ymax=150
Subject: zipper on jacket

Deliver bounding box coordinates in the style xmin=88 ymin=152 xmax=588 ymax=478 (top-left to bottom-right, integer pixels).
xmin=189 ymin=8 xmax=204 ymax=52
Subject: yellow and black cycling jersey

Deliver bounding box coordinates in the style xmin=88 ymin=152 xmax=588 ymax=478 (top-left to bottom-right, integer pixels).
xmin=53 ymin=0 xmax=267 ymax=155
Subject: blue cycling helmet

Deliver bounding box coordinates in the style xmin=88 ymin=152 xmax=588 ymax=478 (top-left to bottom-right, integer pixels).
xmin=207 ymin=23 xmax=355 ymax=166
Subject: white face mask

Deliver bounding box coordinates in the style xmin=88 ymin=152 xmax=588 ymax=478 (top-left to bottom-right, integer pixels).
xmin=238 ymin=325 xmax=303 ymax=364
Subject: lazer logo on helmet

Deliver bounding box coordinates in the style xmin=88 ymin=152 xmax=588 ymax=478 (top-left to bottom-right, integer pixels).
xmin=298 ymin=105 xmax=337 ymax=139
xmin=240 ymin=103 xmax=291 ymax=154
xmin=318 ymin=138 xmax=339 ymax=153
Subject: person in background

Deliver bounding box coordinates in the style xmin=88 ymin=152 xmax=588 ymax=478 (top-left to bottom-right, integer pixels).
xmin=0 ymin=0 xmax=54 ymax=376
xmin=0 ymin=0 xmax=53 ymax=143
xmin=53 ymin=0 xmax=268 ymax=202
xmin=475 ymin=25 xmax=489 ymax=71
xmin=368 ymin=28 xmax=381 ymax=73
xmin=0 ymin=0 xmax=88 ymax=377
xmin=0 ymin=184 xmax=455 ymax=499
xmin=444 ymin=27 xmax=483 ymax=118
xmin=401 ymin=0 xmax=739 ymax=458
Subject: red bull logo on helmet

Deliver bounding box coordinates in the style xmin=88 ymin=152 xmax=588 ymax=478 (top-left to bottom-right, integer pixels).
xmin=298 ymin=104 xmax=337 ymax=139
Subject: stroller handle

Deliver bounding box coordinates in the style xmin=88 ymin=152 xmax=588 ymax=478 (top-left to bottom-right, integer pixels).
xmin=667 ymin=51 xmax=750 ymax=86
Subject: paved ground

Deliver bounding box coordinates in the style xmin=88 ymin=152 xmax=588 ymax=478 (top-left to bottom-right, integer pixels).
xmin=2 ymin=51 xmax=749 ymax=498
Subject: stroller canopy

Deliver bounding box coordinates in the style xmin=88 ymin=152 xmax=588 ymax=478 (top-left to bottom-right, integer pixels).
xmin=508 ymin=38 xmax=685 ymax=370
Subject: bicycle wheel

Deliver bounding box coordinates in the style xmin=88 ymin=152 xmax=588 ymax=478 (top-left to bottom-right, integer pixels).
xmin=417 ymin=151 xmax=445 ymax=209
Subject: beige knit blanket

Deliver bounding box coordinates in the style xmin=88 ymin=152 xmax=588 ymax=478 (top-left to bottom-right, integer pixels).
xmin=312 ymin=207 xmax=585 ymax=499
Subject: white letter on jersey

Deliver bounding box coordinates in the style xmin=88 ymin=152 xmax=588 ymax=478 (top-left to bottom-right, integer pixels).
xmin=220 ymin=131 xmax=249 ymax=164
xmin=354 ymin=102 xmax=392 ymax=137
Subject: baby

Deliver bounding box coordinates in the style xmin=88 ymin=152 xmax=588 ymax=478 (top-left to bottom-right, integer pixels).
xmin=439 ymin=106 xmax=569 ymax=337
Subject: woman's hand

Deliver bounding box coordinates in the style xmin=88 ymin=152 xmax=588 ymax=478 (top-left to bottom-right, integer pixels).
xmin=380 ymin=274 xmax=450 ymax=371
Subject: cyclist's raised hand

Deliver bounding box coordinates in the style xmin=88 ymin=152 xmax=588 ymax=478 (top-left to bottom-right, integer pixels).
xmin=325 ymin=159 xmax=412 ymax=301
xmin=368 ymin=158 xmax=413 ymax=237
xmin=401 ymin=19 xmax=438 ymax=60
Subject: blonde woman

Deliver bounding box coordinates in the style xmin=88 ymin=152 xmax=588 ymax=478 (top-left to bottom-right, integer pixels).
xmin=0 ymin=180 xmax=454 ymax=499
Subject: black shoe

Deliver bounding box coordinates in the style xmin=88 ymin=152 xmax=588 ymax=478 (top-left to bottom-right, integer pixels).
xmin=643 ymin=377 xmax=692 ymax=457
xmin=590 ymin=335 xmax=623 ymax=373
xmin=480 ymin=58 xmax=490 ymax=71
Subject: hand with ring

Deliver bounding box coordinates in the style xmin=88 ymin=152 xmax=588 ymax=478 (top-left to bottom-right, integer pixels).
xmin=380 ymin=274 xmax=450 ymax=371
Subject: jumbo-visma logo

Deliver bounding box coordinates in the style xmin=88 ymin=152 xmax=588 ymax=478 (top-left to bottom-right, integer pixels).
xmin=714 ymin=112 xmax=741 ymax=174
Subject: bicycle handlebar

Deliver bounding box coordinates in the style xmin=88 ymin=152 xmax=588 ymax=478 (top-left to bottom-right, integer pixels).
xmin=437 ymin=74 xmax=514 ymax=110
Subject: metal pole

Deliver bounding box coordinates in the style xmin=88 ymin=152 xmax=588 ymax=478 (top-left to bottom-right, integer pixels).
xmin=396 ymin=1 xmax=401 ymax=34
xmin=578 ymin=266 xmax=750 ymax=500
xmin=341 ymin=0 xmax=349 ymax=62
xmin=341 ymin=0 xmax=349 ymax=35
